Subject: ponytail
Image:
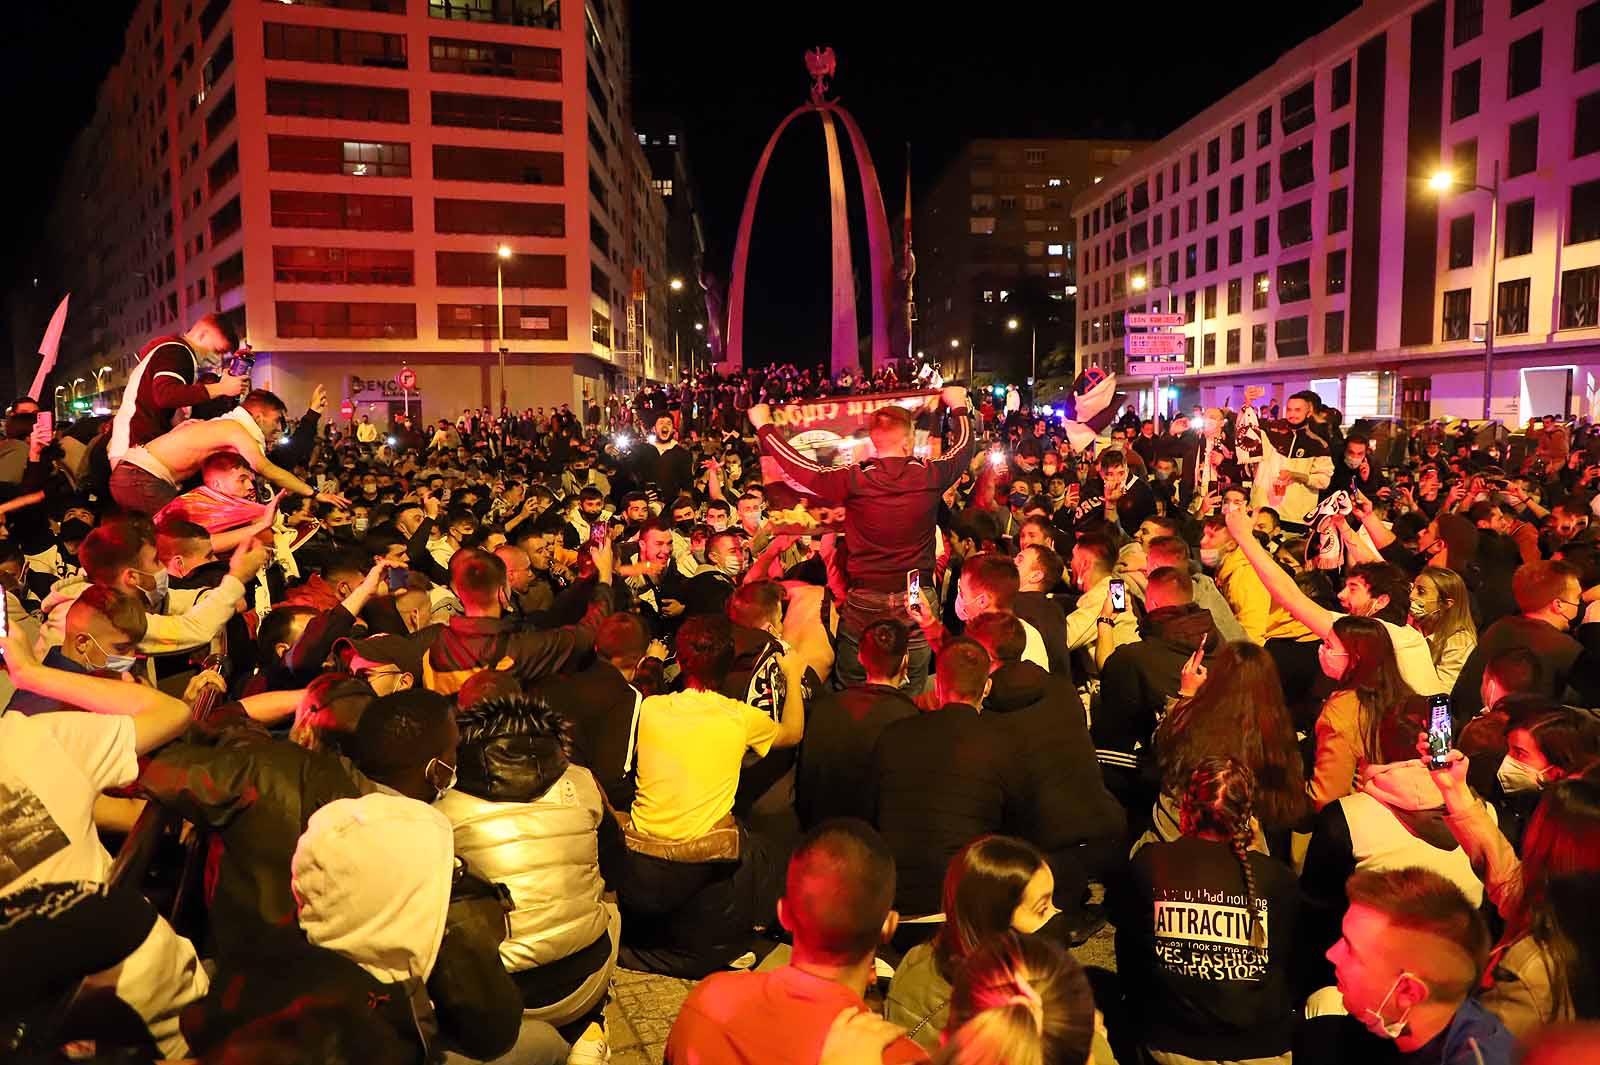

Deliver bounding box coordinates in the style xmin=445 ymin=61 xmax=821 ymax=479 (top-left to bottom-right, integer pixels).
xmin=1180 ymin=756 xmax=1265 ymax=948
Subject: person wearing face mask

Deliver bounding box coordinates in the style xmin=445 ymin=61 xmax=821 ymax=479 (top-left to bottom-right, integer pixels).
xmin=5 ymin=586 xmax=148 ymax=714
xmin=1479 ymin=705 xmax=1600 ymax=853
xmin=37 ymin=518 xmax=269 ymax=662
xmin=1448 ymin=560 xmax=1600 ymax=719
xmin=1406 ymin=569 xmax=1478 ymax=691
xmin=679 ymin=530 xmax=748 ymax=618
xmin=1302 ymin=867 xmax=1512 ymax=1065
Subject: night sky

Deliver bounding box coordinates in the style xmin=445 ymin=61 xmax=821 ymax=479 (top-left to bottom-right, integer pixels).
xmin=2 ymin=1 xmax=1361 ymax=372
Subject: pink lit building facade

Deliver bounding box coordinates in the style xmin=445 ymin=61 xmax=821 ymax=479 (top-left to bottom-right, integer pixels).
xmin=1074 ymin=0 xmax=1600 ymax=425
xmin=32 ymin=0 xmax=670 ymax=424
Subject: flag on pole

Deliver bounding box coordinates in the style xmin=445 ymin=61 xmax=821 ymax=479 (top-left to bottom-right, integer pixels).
xmin=29 ymin=294 xmax=70 ymax=402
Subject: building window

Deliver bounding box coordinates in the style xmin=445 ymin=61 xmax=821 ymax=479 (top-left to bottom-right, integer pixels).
xmin=276 ymin=300 xmax=417 ymax=338
xmin=272 ymin=246 xmax=414 ymax=285
xmin=1227 ymin=277 xmax=1242 ymax=314
xmin=970 ymin=216 xmax=995 ymax=235
xmin=1256 ymin=106 xmax=1272 ymax=149
xmin=426 ymin=0 xmax=560 ymax=28
xmin=1228 ymin=226 xmax=1243 ymax=265
xmin=1503 ymin=198 xmax=1535 ymax=257
xmin=1498 ymin=278 xmax=1532 ymax=334
xmin=1449 ymin=214 xmax=1475 ymax=268
xmin=429 ymin=36 xmax=560 ymax=79
xmin=431 ymin=91 xmax=562 ymax=132
xmin=1280 ymin=81 xmax=1315 ymax=134
xmin=263 ymin=23 xmax=407 ymax=67
xmin=1512 ymin=0 xmax=1544 ymax=13
xmin=436 ymin=250 xmax=563 ymax=287
xmin=1327 ymin=249 xmax=1347 ymax=294
xmin=432 ymin=144 xmax=561 ymax=184
xmin=1024 ymin=147 xmax=1046 ymax=165
xmin=1325 ymin=310 xmax=1346 ymax=353
xmin=1572 ymin=179 xmax=1600 ymax=243
xmin=270 ymin=190 xmax=414 ymax=231
xmin=1190 ymin=151 xmax=1199 ymax=184
xmin=434 ymin=198 xmax=564 ymax=236
xmin=1451 ymin=62 xmax=1481 ymax=122
xmin=1203 ymin=333 xmax=1217 ymax=365
xmin=1024 ymin=194 xmax=1045 ymax=211
xmin=1329 ymin=187 xmax=1349 ymax=233
xmin=268 ymin=135 xmax=412 ymax=177
xmin=1226 ymin=327 xmax=1241 ymax=363
xmin=1230 ymin=122 xmax=1246 ymax=162
xmin=1204 ymin=284 xmax=1218 ymax=319
xmin=1508 ymin=117 xmax=1540 ymax=176
xmin=1276 ymin=315 xmax=1310 ymax=356
xmin=1277 ymin=259 xmax=1311 ymax=303
xmin=1454 ymin=138 xmax=1479 ymax=184
xmin=1207 ymin=137 xmax=1221 ymax=175
xmin=1278 ymin=200 xmax=1312 ymax=247
xmin=1153 ymin=214 xmax=1164 ymax=244
xmin=1229 ymin=175 xmax=1244 ymax=214
xmin=1047 ymin=243 xmax=1065 ymax=255
xmin=1507 ymin=31 xmax=1543 ymax=98
xmin=1454 ymin=0 xmax=1483 ymax=44
xmin=1442 ymin=288 xmax=1472 ymax=340
xmin=1251 ymin=322 xmax=1267 ymax=361
xmin=1279 ymin=142 xmax=1313 ymax=191
xmin=1168 ymin=249 xmax=1179 ymax=283
xmin=439 ymin=303 xmax=567 ymax=339
xmin=1332 ymin=60 xmax=1352 ymax=110
xmin=1255 ymin=162 xmax=1271 ymax=203
xmin=1187 ymin=197 xmax=1197 ymax=232
xmin=1253 ymin=270 xmax=1270 ymax=310
xmin=1254 ymin=216 xmax=1270 ymax=257
xmin=1576 ymin=92 xmax=1600 ymax=157
xmin=266 ymin=80 xmax=410 ymax=123
xmin=1026 ymin=240 xmax=1044 ymax=256
xmin=1185 ymin=243 xmax=1197 ymax=278
xmin=1204 ymin=187 xmax=1218 ymax=224
xmin=1132 ymin=181 xmax=1149 ymax=213
xmin=1185 ymin=290 xmax=1197 ymax=322
xmin=1329 ymin=124 xmax=1350 ymax=172
xmin=1581 ymin=1 xmax=1600 ymax=70
xmin=1560 ymin=266 xmax=1600 ymax=328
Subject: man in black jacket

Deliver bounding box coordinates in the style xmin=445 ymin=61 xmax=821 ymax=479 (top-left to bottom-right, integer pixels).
xmin=796 ymin=619 xmax=918 ymax=828
xmin=1013 ymin=543 xmax=1074 ymax=680
xmin=870 ymin=637 xmax=1018 ymax=915
xmin=966 ymin=612 xmax=1125 ymax=939
xmin=633 ymin=415 xmax=694 ymax=505
xmin=1096 ymin=567 xmax=1220 ymax=817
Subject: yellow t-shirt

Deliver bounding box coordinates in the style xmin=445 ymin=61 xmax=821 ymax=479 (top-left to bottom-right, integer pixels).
xmin=630 ymin=689 xmax=780 ymax=842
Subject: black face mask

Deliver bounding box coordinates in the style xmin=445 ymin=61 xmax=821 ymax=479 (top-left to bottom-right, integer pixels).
xmin=675 ymin=519 xmax=696 ymax=534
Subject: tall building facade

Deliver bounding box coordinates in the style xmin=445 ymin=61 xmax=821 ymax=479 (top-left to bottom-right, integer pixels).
xmin=1075 ymin=0 xmax=1600 ymax=424
xmin=27 ymin=0 xmax=670 ymax=425
xmin=637 ymin=114 xmax=711 ymax=381
xmin=915 ymin=138 xmax=1147 ymax=388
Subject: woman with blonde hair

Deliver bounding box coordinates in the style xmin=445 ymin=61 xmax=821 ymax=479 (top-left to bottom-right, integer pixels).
xmin=934 ymin=934 xmax=1102 ymax=1065
xmin=1408 ymin=566 xmax=1477 ymax=689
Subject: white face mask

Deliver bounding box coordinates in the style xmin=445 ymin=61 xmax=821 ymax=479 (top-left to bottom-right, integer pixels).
xmin=1360 ymin=971 xmax=1417 ymax=1040
xmin=1198 ymin=547 xmax=1222 ymax=568
xmin=1497 ymin=754 xmax=1547 ymax=795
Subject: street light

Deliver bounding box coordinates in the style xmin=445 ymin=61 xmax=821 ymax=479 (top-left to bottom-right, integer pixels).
xmin=1432 ymin=162 xmax=1502 ymax=421
xmin=93 ymin=365 xmax=113 ymax=393
xmin=1006 ymin=318 xmax=1037 ymax=394
xmin=496 ymin=244 xmax=512 ymax=411
xmin=669 ymin=277 xmax=684 ymax=292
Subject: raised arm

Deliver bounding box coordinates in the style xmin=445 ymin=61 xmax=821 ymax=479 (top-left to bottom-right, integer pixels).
xmin=1222 ymin=503 xmax=1335 ymax=639
xmin=3 ymin=627 xmax=190 ymax=754
xmin=768 ymin=649 xmax=808 ymax=749
xmin=217 ymin=420 xmax=347 ymax=507
xmin=749 ymin=405 xmax=851 ymax=505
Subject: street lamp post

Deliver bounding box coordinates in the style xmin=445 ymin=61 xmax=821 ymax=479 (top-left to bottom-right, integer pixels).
xmin=496 ymin=244 xmax=512 ymax=412
xmin=1432 ymin=162 xmax=1501 ymax=422
xmin=1006 ymin=317 xmax=1037 ymax=401
xmin=1129 ymin=274 xmax=1175 ymax=421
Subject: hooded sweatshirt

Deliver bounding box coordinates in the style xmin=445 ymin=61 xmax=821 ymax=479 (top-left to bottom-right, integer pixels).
xmin=1096 ymin=604 xmax=1220 ymax=771
xmin=1303 ymin=760 xmax=1488 ymax=911
xmin=292 ymin=793 xmax=454 ymax=985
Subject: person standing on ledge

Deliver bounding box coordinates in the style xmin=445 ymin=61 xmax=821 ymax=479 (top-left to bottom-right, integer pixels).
xmin=749 ymin=385 xmax=972 ymax=693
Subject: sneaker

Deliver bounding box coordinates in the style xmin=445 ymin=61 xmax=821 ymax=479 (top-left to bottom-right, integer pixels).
xmin=566 ymin=1023 xmax=610 ymax=1065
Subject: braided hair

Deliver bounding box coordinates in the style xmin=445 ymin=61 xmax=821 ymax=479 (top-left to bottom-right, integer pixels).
xmin=1177 ymin=756 xmax=1264 ymax=948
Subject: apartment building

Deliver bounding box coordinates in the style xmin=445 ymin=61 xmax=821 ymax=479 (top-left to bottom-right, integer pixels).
xmin=637 ymin=115 xmax=711 ymax=381
xmin=916 ymin=138 xmax=1146 ymax=386
xmin=29 ymin=0 xmax=670 ymax=425
xmin=1075 ymin=0 xmax=1600 ymax=424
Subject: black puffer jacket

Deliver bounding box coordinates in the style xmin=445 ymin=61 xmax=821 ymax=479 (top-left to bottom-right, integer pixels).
xmin=1096 ymin=604 xmax=1220 ymax=767
xmin=983 ymin=661 xmax=1126 ymax=849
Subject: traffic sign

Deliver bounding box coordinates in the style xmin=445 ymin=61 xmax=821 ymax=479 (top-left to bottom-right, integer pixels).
xmin=397 ymin=367 xmax=417 ymax=391
xmin=1125 ymin=332 xmax=1188 ymax=356
xmin=1126 ymin=358 xmax=1189 ymax=377
xmin=339 ymin=399 xmax=354 ymax=418
xmin=1125 ymin=312 xmax=1186 ymax=328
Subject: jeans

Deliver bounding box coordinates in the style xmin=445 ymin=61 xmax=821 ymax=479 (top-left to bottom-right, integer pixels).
xmin=833 ymin=588 xmax=933 ymax=694
xmin=440 ymin=1019 xmax=569 ymax=1065
xmin=109 ymin=464 xmax=179 ymax=515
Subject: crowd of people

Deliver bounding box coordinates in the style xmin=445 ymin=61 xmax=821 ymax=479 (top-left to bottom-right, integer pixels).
xmin=3 ymin=312 xmax=1600 ymax=1065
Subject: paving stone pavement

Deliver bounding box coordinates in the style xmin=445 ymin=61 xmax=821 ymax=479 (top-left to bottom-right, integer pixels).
xmin=603 ymin=921 xmax=1117 ymax=1064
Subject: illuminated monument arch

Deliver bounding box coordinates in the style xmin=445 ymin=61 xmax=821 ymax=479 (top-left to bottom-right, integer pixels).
xmin=724 ymin=48 xmax=899 ymax=377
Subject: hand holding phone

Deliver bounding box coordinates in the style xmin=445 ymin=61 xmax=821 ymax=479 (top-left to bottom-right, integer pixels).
xmin=905 ymin=570 xmax=922 ymax=614
xmin=1426 ymin=695 xmax=1453 ymax=769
